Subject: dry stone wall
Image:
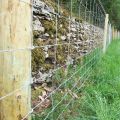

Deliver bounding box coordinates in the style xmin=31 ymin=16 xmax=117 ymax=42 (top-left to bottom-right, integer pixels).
xmin=32 ymin=0 xmax=104 ymax=83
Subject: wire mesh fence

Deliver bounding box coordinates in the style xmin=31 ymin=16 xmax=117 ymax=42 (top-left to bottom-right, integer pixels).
xmin=0 ymin=0 xmax=118 ymax=120
xmin=31 ymin=0 xmax=105 ymax=119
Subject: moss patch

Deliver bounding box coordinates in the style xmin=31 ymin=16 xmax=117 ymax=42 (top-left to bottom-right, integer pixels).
xmin=57 ymin=45 xmax=68 ymax=64
xmin=41 ymin=19 xmax=56 ymax=37
xmin=32 ymin=86 xmax=44 ymax=101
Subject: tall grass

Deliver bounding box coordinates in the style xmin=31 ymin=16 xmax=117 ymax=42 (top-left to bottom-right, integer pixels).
xmin=70 ymin=40 xmax=120 ymax=120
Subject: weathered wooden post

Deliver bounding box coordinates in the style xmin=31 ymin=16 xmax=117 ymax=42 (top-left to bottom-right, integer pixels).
xmin=115 ymin=29 xmax=117 ymax=40
xmin=108 ymin=24 xmax=112 ymax=45
xmin=112 ymin=26 xmax=114 ymax=40
xmin=117 ymin=30 xmax=118 ymax=39
xmin=103 ymin=14 xmax=109 ymax=53
xmin=119 ymin=31 xmax=120 ymax=39
xmin=118 ymin=31 xmax=119 ymax=39
xmin=0 ymin=0 xmax=32 ymax=120
xmin=117 ymin=30 xmax=119 ymax=39
xmin=115 ymin=29 xmax=117 ymax=39
xmin=116 ymin=30 xmax=118 ymax=39
xmin=114 ymin=29 xmax=116 ymax=39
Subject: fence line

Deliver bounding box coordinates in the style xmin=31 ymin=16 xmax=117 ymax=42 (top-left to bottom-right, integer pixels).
xmin=0 ymin=0 xmax=120 ymax=120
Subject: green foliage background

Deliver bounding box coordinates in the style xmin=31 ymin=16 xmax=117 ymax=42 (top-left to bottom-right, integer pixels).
xmin=101 ymin=0 xmax=120 ymax=30
xmin=61 ymin=0 xmax=120 ymax=30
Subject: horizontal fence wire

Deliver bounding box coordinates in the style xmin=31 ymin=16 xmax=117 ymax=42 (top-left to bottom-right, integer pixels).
xmin=0 ymin=47 xmax=99 ymax=101
xmin=55 ymin=63 xmax=102 ymax=119
xmin=0 ymin=82 xmax=31 ymax=101
xmin=21 ymin=50 xmax=101 ymax=120
xmin=56 ymin=70 xmax=92 ymax=120
xmin=43 ymin=62 xmax=96 ymax=120
xmin=19 ymin=0 xmax=32 ymax=6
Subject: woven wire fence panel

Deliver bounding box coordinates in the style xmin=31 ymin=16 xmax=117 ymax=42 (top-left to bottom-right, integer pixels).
xmin=0 ymin=0 xmax=106 ymax=120
xmin=28 ymin=0 xmax=105 ymax=119
xmin=29 ymin=0 xmax=105 ymax=120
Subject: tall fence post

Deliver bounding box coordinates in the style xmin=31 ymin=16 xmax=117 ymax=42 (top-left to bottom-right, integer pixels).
xmin=118 ymin=31 xmax=119 ymax=39
xmin=117 ymin=30 xmax=119 ymax=39
xmin=112 ymin=26 xmax=114 ymax=40
xmin=0 ymin=0 xmax=32 ymax=120
xmin=115 ymin=29 xmax=117 ymax=40
xmin=108 ymin=24 xmax=111 ymax=45
xmin=115 ymin=29 xmax=116 ymax=39
xmin=103 ymin=14 xmax=109 ymax=53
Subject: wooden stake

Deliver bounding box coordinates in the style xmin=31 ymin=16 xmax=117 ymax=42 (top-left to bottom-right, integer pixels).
xmin=0 ymin=0 xmax=32 ymax=120
xmin=112 ymin=27 xmax=114 ymax=40
xmin=103 ymin=14 xmax=109 ymax=53
xmin=109 ymin=24 xmax=112 ymax=44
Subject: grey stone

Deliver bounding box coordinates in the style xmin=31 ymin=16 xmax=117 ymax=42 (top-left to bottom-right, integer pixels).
xmin=61 ymin=35 xmax=67 ymax=41
xmin=45 ymin=52 xmax=49 ymax=58
xmin=71 ymin=27 xmax=77 ymax=32
xmin=33 ymin=19 xmax=45 ymax=32
xmin=44 ymin=33 xmax=50 ymax=37
xmin=44 ymin=46 xmax=48 ymax=52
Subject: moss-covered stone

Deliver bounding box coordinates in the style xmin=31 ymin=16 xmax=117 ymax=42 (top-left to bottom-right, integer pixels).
xmin=58 ymin=18 xmax=69 ymax=33
xmin=32 ymin=39 xmax=55 ymax=72
xmin=56 ymin=45 xmax=67 ymax=65
xmin=41 ymin=20 xmax=56 ymax=37
xmin=32 ymin=48 xmax=45 ymax=72
xmin=43 ymin=0 xmax=58 ymax=13
xmin=43 ymin=63 xmax=54 ymax=71
xmin=32 ymin=86 xmax=43 ymax=100
xmin=33 ymin=31 xmax=40 ymax=38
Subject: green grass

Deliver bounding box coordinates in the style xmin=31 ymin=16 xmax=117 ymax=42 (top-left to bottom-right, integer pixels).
xmin=70 ymin=40 xmax=120 ymax=120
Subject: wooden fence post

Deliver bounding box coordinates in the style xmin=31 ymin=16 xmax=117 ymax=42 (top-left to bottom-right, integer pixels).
xmin=115 ymin=29 xmax=116 ymax=39
xmin=0 ymin=0 xmax=32 ymax=120
xmin=103 ymin=14 xmax=109 ymax=53
xmin=114 ymin=28 xmax=116 ymax=39
xmin=108 ymin=24 xmax=112 ymax=45
xmin=112 ymin=27 xmax=115 ymax=40
xmin=118 ymin=31 xmax=119 ymax=39
xmin=115 ymin=29 xmax=117 ymax=40
xmin=117 ymin=31 xmax=119 ymax=39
